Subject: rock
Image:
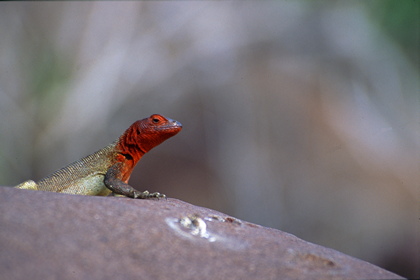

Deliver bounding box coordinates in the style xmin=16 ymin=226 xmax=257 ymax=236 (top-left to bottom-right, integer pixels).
xmin=0 ymin=187 xmax=403 ymax=280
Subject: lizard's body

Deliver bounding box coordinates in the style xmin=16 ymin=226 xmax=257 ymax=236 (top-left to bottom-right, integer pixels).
xmin=15 ymin=114 xmax=182 ymax=199
xmin=19 ymin=142 xmax=117 ymax=196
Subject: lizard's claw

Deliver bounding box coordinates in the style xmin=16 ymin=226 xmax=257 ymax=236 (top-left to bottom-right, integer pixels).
xmin=133 ymin=190 xmax=166 ymax=199
xmin=150 ymin=192 xmax=166 ymax=199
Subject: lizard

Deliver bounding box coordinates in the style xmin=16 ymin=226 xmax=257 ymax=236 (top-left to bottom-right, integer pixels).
xmin=14 ymin=114 xmax=182 ymax=199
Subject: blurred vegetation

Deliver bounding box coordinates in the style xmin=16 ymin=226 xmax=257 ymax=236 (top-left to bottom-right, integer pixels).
xmin=367 ymin=0 xmax=419 ymax=71
xmin=26 ymin=47 xmax=71 ymax=127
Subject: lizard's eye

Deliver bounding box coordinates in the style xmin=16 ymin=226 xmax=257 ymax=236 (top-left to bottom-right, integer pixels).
xmin=152 ymin=118 xmax=160 ymax=124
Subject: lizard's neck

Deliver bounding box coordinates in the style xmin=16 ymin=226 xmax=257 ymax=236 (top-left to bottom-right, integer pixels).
xmin=115 ymin=124 xmax=146 ymax=167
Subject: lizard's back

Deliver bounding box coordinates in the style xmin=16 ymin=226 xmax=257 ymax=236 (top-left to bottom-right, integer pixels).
xmin=34 ymin=142 xmax=118 ymax=196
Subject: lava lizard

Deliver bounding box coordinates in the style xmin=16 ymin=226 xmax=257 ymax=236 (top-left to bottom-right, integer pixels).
xmin=15 ymin=114 xmax=182 ymax=199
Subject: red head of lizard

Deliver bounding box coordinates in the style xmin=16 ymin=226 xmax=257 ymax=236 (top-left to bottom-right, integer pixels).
xmin=115 ymin=114 xmax=182 ymax=181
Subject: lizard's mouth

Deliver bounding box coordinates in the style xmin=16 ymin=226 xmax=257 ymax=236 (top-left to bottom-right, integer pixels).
xmin=168 ymin=119 xmax=182 ymax=128
xmin=159 ymin=120 xmax=182 ymax=131
xmin=158 ymin=125 xmax=182 ymax=134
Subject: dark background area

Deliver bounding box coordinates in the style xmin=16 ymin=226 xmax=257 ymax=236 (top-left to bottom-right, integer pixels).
xmin=0 ymin=1 xmax=418 ymax=278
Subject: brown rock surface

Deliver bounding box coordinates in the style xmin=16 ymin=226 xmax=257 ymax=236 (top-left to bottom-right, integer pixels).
xmin=0 ymin=187 xmax=403 ymax=280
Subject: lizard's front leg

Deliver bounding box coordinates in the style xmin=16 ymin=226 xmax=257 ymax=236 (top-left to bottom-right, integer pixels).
xmin=104 ymin=163 xmax=166 ymax=199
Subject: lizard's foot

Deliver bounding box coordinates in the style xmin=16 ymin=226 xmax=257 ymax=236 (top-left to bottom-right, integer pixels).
xmin=134 ymin=190 xmax=166 ymax=199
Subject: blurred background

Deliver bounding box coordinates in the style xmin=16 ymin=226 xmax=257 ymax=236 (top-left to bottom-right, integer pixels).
xmin=0 ymin=1 xmax=418 ymax=278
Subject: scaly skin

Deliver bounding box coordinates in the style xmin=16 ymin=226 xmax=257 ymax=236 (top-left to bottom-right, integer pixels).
xmin=15 ymin=114 xmax=182 ymax=199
